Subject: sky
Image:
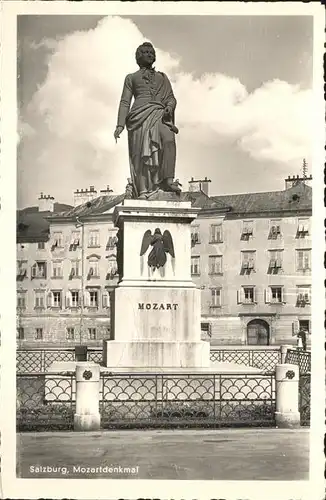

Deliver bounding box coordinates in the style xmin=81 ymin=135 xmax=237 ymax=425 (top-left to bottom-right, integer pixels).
xmin=17 ymin=15 xmax=313 ymax=209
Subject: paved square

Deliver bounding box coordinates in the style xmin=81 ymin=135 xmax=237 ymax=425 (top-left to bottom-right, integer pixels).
xmin=17 ymin=428 xmax=309 ymax=480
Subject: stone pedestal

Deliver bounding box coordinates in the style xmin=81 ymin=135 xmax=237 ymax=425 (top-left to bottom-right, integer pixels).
xmin=103 ymin=199 xmax=210 ymax=369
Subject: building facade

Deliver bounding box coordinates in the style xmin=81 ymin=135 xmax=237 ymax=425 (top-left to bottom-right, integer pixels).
xmin=17 ymin=177 xmax=312 ymax=347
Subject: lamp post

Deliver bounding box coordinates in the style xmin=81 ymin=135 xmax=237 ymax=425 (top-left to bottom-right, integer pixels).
xmin=75 ymin=217 xmax=85 ymax=348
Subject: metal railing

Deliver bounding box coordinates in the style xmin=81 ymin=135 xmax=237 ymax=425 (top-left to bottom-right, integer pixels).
xmin=285 ymin=349 xmax=311 ymax=374
xmin=16 ymin=371 xmax=275 ymax=430
xmin=17 ymin=346 xmax=283 ymax=373
xmin=16 ymin=372 xmax=75 ymax=431
xmin=299 ymin=374 xmax=311 ymax=426
xmin=100 ymin=372 xmax=276 ymax=428
xmin=210 ymin=347 xmax=280 ymax=372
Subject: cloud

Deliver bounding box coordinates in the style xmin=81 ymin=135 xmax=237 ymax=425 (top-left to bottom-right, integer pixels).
xmin=21 ymin=15 xmax=312 ymax=203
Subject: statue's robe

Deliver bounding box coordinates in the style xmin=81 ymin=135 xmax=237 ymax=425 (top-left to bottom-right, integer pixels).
xmin=117 ymin=68 xmax=177 ymax=196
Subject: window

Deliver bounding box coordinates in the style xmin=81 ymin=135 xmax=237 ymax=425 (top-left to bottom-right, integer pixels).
xmin=296 ymin=249 xmax=311 ymax=271
xmin=66 ymin=328 xmax=75 ymax=340
xmin=296 ymin=218 xmax=310 ymax=238
xmin=268 ymin=220 xmax=281 ymax=240
xmin=17 ymin=260 xmax=27 ymax=280
xmin=106 ymin=231 xmax=117 ymax=250
xmin=31 ymin=261 xmax=47 ymax=279
xmin=106 ymin=257 xmax=118 ymax=280
xmin=88 ymin=328 xmax=96 ymax=340
xmin=34 ymin=290 xmax=46 ymax=308
xmin=85 ymin=289 xmax=99 ymax=308
xmin=210 ymin=287 xmax=221 ymax=307
xmin=48 ymin=290 xmax=62 ymax=308
xmin=191 ymin=225 xmax=200 ymax=245
xmin=241 ymin=220 xmax=254 ymax=240
xmin=17 ymin=292 xmax=26 ymax=309
xmin=268 ymin=250 xmax=283 ymax=274
xmin=210 ymin=224 xmax=223 ymax=243
xmin=88 ymin=259 xmax=99 ymax=278
xmin=52 ymin=261 xmax=63 ymax=278
xmin=35 ymin=328 xmax=43 ymax=340
xmin=241 ymin=251 xmax=255 ymax=273
xmin=102 ymin=289 xmax=111 ymax=308
xmin=209 ymin=255 xmax=222 ymax=275
xmin=238 ymin=286 xmax=256 ymax=304
xmin=17 ymin=327 xmax=24 ymax=340
xmin=38 ymin=242 xmax=45 ymax=250
xmin=299 ymin=319 xmax=310 ymax=333
xmin=71 ymin=290 xmax=80 ymax=308
xmin=191 ymin=256 xmax=200 ymax=275
xmin=70 ymin=231 xmax=80 ymax=251
xmin=265 ymin=286 xmax=284 ymax=304
xmin=88 ymin=230 xmax=100 ymax=247
xmin=296 ymin=286 xmax=311 ymax=306
xmin=52 ymin=232 xmax=63 ymax=249
xmin=201 ymin=322 xmax=212 ymax=337
xmin=70 ymin=260 xmax=80 ymax=279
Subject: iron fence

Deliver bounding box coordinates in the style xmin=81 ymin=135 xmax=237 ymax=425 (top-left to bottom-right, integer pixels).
xmin=17 ymin=346 xmax=283 ymax=373
xmin=16 ymin=349 xmax=75 ymax=373
xmin=16 ymin=372 xmax=75 ymax=431
xmin=87 ymin=349 xmax=103 ymax=364
xmin=100 ymin=372 xmax=276 ymax=428
xmin=285 ymin=349 xmax=311 ymax=374
xmin=210 ymin=348 xmax=280 ymax=372
xmin=299 ymin=374 xmax=311 ymax=426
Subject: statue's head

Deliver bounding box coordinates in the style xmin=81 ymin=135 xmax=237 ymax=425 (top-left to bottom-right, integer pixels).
xmin=136 ymin=42 xmax=156 ymax=68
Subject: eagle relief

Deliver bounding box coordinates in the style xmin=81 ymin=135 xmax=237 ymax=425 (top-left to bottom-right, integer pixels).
xmin=140 ymin=228 xmax=175 ymax=270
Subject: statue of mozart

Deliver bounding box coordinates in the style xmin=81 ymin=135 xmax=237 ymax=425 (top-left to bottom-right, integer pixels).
xmin=114 ymin=42 xmax=181 ymax=199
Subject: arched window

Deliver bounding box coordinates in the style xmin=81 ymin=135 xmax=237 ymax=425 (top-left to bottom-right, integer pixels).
xmin=247 ymin=319 xmax=270 ymax=345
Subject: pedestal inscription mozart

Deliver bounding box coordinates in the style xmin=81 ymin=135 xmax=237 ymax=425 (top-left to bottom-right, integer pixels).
xmin=114 ymin=42 xmax=181 ymax=199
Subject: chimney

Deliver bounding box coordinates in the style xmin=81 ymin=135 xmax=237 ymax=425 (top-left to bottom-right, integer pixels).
xmin=38 ymin=193 xmax=55 ymax=212
xmin=188 ymin=177 xmax=211 ymax=196
xmin=100 ymin=184 xmax=114 ymax=195
xmin=285 ymin=174 xmax=313 ymax=190
xmin=73 ymin=186 xmax=98 ymax=207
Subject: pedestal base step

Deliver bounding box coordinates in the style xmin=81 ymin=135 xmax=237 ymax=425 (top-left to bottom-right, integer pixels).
xmin=103 ymin=340 xmax=210 ymax=369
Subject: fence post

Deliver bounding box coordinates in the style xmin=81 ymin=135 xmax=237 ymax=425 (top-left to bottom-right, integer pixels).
xmin=275 ymin=363 xmax=300 ymax=429
xmin=74 ymin=362 xmax=101 ymax=431
xmin=280 ymin=344 xmax=291 ymax=364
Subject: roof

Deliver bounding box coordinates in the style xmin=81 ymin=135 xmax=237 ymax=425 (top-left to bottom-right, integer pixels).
xmin=182 ymin=191 xmax=230 ymax=211
xmin=17 ymin=202 xmax=73 ymax=243
xmin=210 ymin=183 xmax=312 ymax=216
xmin=50 ymin=194 xmax=125 ymax=219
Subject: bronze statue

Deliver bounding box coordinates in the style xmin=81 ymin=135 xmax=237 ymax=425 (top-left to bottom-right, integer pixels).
xmin=114 ymin=42 xmax=181 ymax=199
xmin=140 ymin=228 xmax=175 ymax=269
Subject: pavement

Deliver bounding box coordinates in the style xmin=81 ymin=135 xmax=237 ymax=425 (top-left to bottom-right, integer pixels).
xmin=17 ymin=428 xmax=309 ymax=480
